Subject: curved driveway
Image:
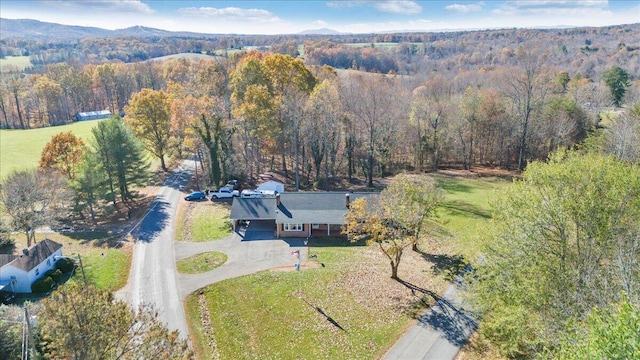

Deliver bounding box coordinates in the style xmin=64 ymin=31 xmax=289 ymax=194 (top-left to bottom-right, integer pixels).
xmin=116 ymin=160 xmax=306 ymax=338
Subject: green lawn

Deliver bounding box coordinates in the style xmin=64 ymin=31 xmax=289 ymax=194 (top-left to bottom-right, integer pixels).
xmin=185 ymin=243 xmax=414 ymax=360
xmin=0 ymin=56 xmax=32 ymax=71
xmin=14 ymin=232 xmax=132 ymax=292
xmin=184 ymin=175 xmax=512 ymax=359
xmin=433 ymin=174 xmax=513 ymax=258
xmin=177 ymin=251 xmax=227 ymax=274
xmin=180 ymin=202 xmax=233 ymax=242
xmin=0 ymin=120 xmax=102 ymax=180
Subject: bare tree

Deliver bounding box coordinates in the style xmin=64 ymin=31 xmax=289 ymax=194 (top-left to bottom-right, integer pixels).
xmin=0 ymin=169 xmax=69 ymax=247
xmin=502 ymin=50 xmax=549 ymax=171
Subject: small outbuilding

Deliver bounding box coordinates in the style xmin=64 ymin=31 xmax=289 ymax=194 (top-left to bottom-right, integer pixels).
xmin=257 ymin=180 xmax=285 ymax=193
xmin=75 ymin=110 xmax=112 ymax=121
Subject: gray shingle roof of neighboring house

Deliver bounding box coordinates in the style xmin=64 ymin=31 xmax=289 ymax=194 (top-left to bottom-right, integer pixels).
xmin=5 ymin=239 xmax=62 ymax=272
xmin=276 ymin=192 xmax=377 ymax=225
xmin=230 ymin=198 xmax=278 ymax=220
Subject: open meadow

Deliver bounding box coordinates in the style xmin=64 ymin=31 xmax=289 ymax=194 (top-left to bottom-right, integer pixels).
xmin=0 ymin=55 xmax=32 ymax=71
xmin=0 ymin=120 xmax=101 ymax=180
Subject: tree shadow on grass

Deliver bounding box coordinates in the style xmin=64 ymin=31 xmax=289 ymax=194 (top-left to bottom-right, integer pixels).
xmin=395 ymin=278 xmax=477 ymax=347
xmin=418 ymin=251 xmax=468 ymax=282
xmin=301 ymin=296 xmax=347 ymax=332
xmin=440 ymin=200 xmax=491 ymax=219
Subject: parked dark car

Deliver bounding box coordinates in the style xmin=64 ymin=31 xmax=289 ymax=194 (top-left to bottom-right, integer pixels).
xmin=226 ymin=179 xmax=240 ymax=190
xmin=184 ymin=191 xmax=207 ymax=201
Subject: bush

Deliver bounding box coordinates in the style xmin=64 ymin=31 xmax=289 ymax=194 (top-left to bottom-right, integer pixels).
xmin=31 ymin=276 xmax=55 ymax=293
xmin=47 ymin=269 xmax=64 ymax=284
xmin=55 ymin=257 xmax=75 ymax=274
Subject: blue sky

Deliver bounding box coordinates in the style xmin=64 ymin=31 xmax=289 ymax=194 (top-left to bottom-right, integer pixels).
xmin=1 ymin=1 xmax=638 ymax=34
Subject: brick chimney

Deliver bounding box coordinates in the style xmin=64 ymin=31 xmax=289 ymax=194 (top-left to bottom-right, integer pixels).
xmin=345 ymin=193 xmax=350 ymax=208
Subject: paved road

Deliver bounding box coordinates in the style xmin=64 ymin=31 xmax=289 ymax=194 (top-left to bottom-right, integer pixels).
xmin=382 ymin=279 xmax=478 ymax=360
xmin=115 ymin=160 xmax=195 ymax=337
xmin=116 ymin=160 xmax=307 ymax=339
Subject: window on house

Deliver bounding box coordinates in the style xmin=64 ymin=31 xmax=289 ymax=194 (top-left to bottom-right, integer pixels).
xmin=35 ymin=269 xmax=39 ymax=276
xmin=312 ymin=224 xmax=320 ymax=229
xmin=47 ymin=259 xmax=51 ymax=266
xmin=283 ymin=223 xmax=303 ymax=231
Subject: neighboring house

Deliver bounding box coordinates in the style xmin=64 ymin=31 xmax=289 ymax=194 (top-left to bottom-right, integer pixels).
xmin=257 ymin=180 xmax=285 ymax=193
xmin=0 ymin=239 xmax=63 ymax=293
xmin=75 ymin=109 xmax=112 ymax=121
xmin=230 ymin=192 xmax=377 ymax=238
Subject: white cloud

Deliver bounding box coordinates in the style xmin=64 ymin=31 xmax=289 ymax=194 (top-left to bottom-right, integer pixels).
xmin=42 ymin=0 xmax=154 ymax=14
xmin=326 ymin=0 xmax=421 ymax=14
xmin=177 ymin=7 xmax=281 ymax=23
xmin=374 ymin=1 xmax=422 ymax=14
xmin=445 ymin=2 xmax=484 ymax=13
xmin=495 ymin=0 xmax=610 ymax=15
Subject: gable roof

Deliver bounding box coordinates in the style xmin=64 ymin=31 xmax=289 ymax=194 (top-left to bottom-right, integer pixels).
xmin=276 ymin=192 xmax=377 ymax=225
xmin=4 ymin=239 xmax=62 ymax=272
xmin=230 ymin=198 xmax=277 ymax=220
xmin=0 ymin=254 xmax=18 ymax=268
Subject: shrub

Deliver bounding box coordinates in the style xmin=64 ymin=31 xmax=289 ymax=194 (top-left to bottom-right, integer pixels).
xmin=55 ymin=257 xmax=75 ymax=273
xmin=48 ymin=269 xmax=64 ymax=284
xmin=31 ymin=276 xmax=55 ymax=293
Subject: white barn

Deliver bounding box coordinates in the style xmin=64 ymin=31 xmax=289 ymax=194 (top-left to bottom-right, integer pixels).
xmin=0 ymin=239 xmax=63 ymax=293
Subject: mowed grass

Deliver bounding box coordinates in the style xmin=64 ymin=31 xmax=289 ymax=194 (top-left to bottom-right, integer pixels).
xmin=0 ymin=119 xmax=102 ymax=180
xmin=0 ymin=56 xmax=32 ymax=71
xmin=177 ymin=251 xmax=227 ymax=274
xmin=433 ymin=174 xmax=512 ymax=258
xmin=185 ymin=244 xmax=417 ymax=360
xmin=183 ymin=174 xmax=512 ymax=359
xmin=180 ymin=202 xmax=232 ymax=242
xmin=12 ymin=232 xmax=131 ymax=292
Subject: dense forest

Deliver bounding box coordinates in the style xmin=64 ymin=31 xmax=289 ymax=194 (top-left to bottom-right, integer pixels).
xmin=1 ymin=21 xmax=638 ymax=189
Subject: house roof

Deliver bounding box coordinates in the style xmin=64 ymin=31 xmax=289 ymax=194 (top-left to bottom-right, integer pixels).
xmin=0 ymin=254 xmax=18 ymax=268
xmin=3 ymin=239 xmax=62 ymax=272
xmin=230 ymin=198 xmax=277 ymax=220
xmin=276 ymin=192 xmax=377 ymax=225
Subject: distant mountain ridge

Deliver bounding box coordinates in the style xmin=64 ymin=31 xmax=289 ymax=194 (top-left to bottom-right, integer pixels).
xmin=0 ymin=18 xmax=219 ymax=41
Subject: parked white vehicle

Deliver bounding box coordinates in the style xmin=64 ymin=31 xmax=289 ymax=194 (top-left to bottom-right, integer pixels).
xmin=240 ymin=189 xmax=277 ymax=198
xmin=210 ymin=187 xmax=240 ymax=199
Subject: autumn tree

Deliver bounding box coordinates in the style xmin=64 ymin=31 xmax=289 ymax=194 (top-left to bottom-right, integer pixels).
xmin=125 ymin=88 xmax=172 ymax=171
xmin=39 ymin=283 xmax=192 ymax=359
xmin=467 ymin=150 xmax=640 ymax=357
xmin=303 ymin=79 xmax=341 ymax=189
xmin=605 ymin=102 xmax=640 ymax=163
xmin=344 ymin=174 xmax=441 ymax=279
xmin=39 ymin=131 xmax=85 ymax=179
xmin=602 ymin=66 xmax=630 ymax=107
xmin=0 ymin=169 xmax=69 ymax=247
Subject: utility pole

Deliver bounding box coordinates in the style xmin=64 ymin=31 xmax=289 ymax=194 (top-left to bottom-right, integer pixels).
xmin=78 ymin=254 xmax=87 ymax=287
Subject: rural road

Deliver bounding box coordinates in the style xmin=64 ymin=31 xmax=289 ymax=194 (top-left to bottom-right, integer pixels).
xmin=115 ymin=160 xmax=195 ymax=337
xmin=115 ymin=160 xmax=307 ymax=339
xmin=383 ymin=279 xmax=478 ymax=360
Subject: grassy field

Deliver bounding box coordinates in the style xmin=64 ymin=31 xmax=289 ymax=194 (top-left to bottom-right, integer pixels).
xmin=177 ymin=251 xmax=227 ymax=274
xmin=12 ymin=232 xmax=132 ymax=292
xmin=184 ymin=175 xmax=512 ymax=359
xmin=0 ymin=120 xmax=102 ymax=180
xmin=433 ymin=174 xmax=513 ymax=259
xmin=180 ymin=202 xmax=233 ymax=242
xmin=0 ymin=56 xmax=32 ymax=71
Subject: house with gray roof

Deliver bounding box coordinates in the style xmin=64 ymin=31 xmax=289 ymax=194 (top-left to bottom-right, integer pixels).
xmin=230 ymin=192 xmax=377 ymax=238
xmin=0 ymin=239 xmax=63 ymax=293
